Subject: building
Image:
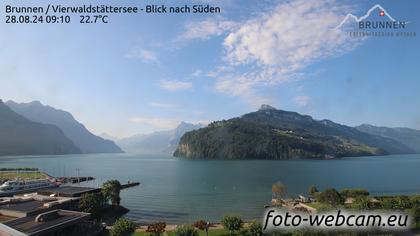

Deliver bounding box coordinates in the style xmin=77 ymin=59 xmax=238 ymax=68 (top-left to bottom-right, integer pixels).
xmin=0 ymin=209 xmax=90 ymax=236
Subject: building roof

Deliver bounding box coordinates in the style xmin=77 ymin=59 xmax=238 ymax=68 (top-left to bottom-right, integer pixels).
xmin=0 ymin=200 xmax=48 ymax=218
xmin=0 ymin=210 xmax=90 ymax=236
xmin=37 ymin=186 xmax=100 ymax=197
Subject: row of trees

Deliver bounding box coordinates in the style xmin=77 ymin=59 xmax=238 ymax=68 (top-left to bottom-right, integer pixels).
xmin=110 ymin=216 xmax=263 ymax=236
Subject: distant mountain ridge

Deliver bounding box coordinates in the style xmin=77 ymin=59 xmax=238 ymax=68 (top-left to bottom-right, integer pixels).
xmin=118 ymin=122 xmax=204 ymax=154
xmin=174 ymin=105 xmax=414 ymax=160
xmin=356 ymin=124 xmax=420 ymax=153
xmin=0 ymin=100 xmax=80 ymax=156
xmin=6 ymin=100 xmax=123 ymax=154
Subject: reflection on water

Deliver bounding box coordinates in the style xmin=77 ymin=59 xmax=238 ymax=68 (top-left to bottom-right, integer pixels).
xmin=1 ymin=153 xmax=420 ymax=223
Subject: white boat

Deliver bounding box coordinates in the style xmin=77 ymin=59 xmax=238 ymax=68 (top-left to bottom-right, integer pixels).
xmin=0 ymin=179 xmax=58 ymax=195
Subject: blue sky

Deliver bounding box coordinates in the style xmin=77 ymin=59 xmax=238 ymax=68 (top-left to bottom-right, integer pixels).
xmin=0 ymin=0 xmax=419 ymax=138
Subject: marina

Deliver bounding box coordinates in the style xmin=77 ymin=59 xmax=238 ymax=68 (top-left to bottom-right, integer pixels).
xmin=1 ymin=153 xmax=420 ymax=224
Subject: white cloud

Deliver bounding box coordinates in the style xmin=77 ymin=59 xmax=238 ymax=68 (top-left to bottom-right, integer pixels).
xmin=149 ymin=102 xmax=176 ymax=109
xmin=182 ymin=18 xmax=238 ymax=40
xmin=293 ymin=95 xmax=311 ymax=107
xmin=215 ymin=74 xmax=272 ymax=107
xmin=210 ymin=0 xmax=360 ymax=105
xmin=126 ymin=48 xmax=159 ymax=63
xmin=192 ymin=69 xmax=202 ymax=77
xmin=128 ymin=117 xmax=180 ymax=129
xmin=158 ymin=80 xmax=192 ymax=91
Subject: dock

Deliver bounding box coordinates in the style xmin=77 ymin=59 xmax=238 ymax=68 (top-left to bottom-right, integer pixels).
xmin=56 ymin=176 xmax=95 ymax=184
xmin=121 ymin=182 xmax=140 ymax=189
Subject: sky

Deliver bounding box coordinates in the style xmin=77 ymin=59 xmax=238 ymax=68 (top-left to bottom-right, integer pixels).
xmin=0 ymin=0 xmax=419 ymax=138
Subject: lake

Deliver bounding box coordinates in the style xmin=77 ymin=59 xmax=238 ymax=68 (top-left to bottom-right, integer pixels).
xmin=1 ymin=153 xmax=420 ymax=224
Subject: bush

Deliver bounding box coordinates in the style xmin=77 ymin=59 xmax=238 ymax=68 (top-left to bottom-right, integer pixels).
xmin=248 ymin=220 xmax=263 ymax=236
xmin=340 ymin=188 xmax=369 ymax=198
xmin=351 ymin=196 xmax=374 ymax=210
xmin=78 ymin=193 xmax=105 ymax=219
xmin=317 ymin=188 xmax=344 ymax=206
xmin=413 ymin=207 xmax=420 ymax=227
xmin=174 ymin=225 xmax=199 ymax=236
xmin=111 ymin=218 xmax=136 ymax=236
xmin=221 ymin=215 xmax=243 ymax=235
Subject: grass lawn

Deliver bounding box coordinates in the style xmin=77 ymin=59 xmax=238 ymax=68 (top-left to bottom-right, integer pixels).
xmin=305 ymin=202 xmax=334 ymax=211
xmin=0 ymin=171 xmax=46 ymax=182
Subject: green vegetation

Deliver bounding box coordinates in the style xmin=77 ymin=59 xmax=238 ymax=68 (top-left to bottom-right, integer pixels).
xmin=221 ymin=216 xmax=243 ymax=236
xmin=247 ymin=221 xmax=263 ymax=236
xmin=316 ymin=188 xmax=344 ymax=206
xmin=174 ymin=225 xmax=199 ymax=236
xmin=173 ymin=106 xmax=410 ymax=160
xmin=0 ymin=171 xmax=46 ymax=182
xmin=102 ymin=180 xmax=122 ymax=206
xmin=111 ymin=218 xmax=136 ymax=236
xmin=340 ymin=188 xmax=369 ymax=198
xmin=305 ymin=202 xmax=334 ymax=212
xmin=79 ymin=192 xmax=105 ymax=219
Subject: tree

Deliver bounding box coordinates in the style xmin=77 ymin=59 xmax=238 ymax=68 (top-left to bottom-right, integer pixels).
xmin=317 ymin=188 xmax=344 ymax=206
xmin=146 ymin=222 xmax=166 ymax=236
xmin=221 ymin=215 xmax=243 ymax=235
xmin=174 ymin=225 xmax=199 ymax=236
xmin=272 ymin=181 xmax=287 ymax=200
xmin=308 ymin=185 xmax=318 ymax=197
xmin=352 ymin=196 xmax=373 ymax=210
xmin=380 ymin=197 xmax=398 ymax=209
xmin=111 ymin=218 xmax=136 ymax=236
xmin=78 ymin=193 xmax=105 ymax=219
xmin=248 ymin=220 xmax=263 ymax=236
xmin=193 ymin=220 xmax=211 ymax=236
xmin=102 ymin=180 xmax=122 ymax=206
xmin=413 ymin=207 xmax=420 ymax=227
xmin=340 ymin=189 xmax=369 ymax=198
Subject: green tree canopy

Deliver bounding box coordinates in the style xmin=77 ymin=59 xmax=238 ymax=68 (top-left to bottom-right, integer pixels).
xmin=340 ymin=188 xmax=369 ymax=198
xmin=102 ymin=179 xmax=122 ymax=206
xmin=78 ymin=192 xmax=105 ymax=219
xmin=111 ymin=218 xmax=136 ymax=236
xmin=317 ymin=188 xmax=344 ymax=206
xmin=221 ymin=215 xmax=243 ymax=236
xmin=248 ymin=220 xmax=263 ymax=236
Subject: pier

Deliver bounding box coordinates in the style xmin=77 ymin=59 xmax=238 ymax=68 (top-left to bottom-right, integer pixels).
xmin=121 ymin=182 xmax=140 ymax=189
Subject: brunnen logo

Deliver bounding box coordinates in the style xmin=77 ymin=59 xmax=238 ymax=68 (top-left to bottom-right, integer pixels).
xmin=334 ymin=4 xmax=415 ymax=38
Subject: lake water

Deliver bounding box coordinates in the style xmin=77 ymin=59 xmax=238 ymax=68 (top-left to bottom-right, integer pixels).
xmin=1 ymin=153 xmax=420 ymax=224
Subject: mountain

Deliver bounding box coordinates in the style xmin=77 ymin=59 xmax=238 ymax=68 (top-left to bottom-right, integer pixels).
xmin=100 ymin=133 xmax=119 ymax=142
xmin=174 ymin=105 xmax=414 ymax=160
xmin=118 ymin=122 xmax=205 ymax=154
xmin=6 ymin=101 xmax=123 ymax=154
xmin=0 ymin=100 xmax=80 ymax=156
xmin=356 ymin=124 xmax=420 ymax=153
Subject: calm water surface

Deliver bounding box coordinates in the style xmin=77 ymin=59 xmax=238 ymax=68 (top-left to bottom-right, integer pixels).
xmin=1 ymin=154 xmax=420 ymax=224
